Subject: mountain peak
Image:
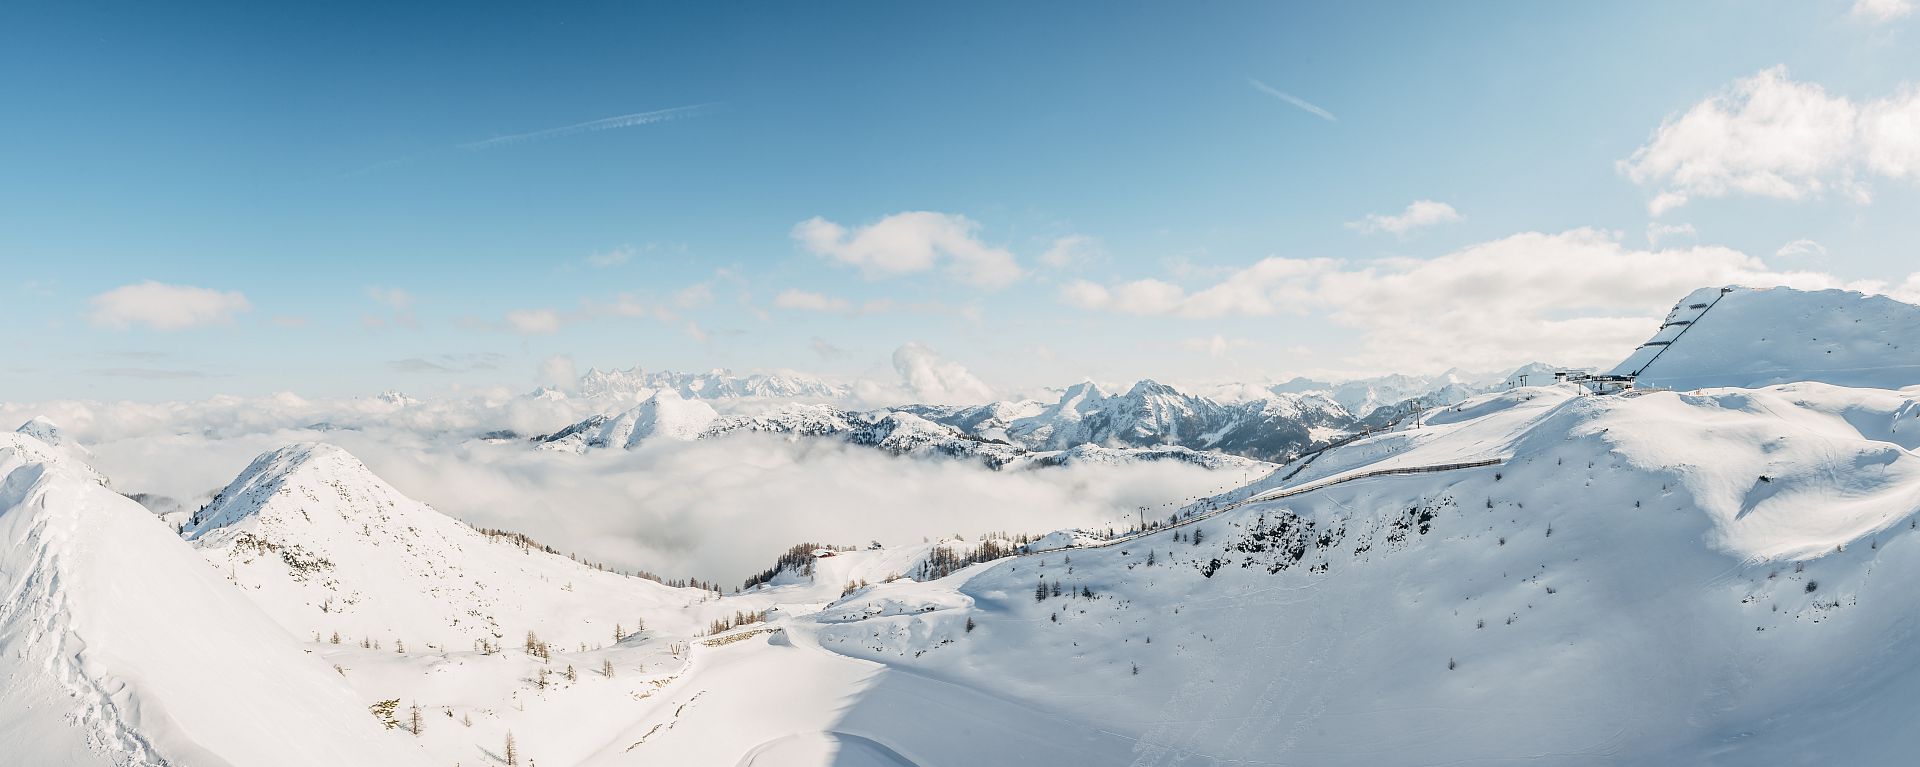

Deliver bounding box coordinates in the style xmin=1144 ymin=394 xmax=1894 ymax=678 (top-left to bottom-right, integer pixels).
xmin=183 ymin=442 xmax=379 ymax=538
xmin=14 ymin=416 xmax=75 ymax=449
xmin=1609 ymin=285 xmax=1920 ymax=390
xmin=1124 ymin=379 xmax=1185 ymax=399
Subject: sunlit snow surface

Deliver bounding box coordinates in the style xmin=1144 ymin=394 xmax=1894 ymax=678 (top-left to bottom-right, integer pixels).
xmin=5 ymin=286 xmax=1920 ymax=765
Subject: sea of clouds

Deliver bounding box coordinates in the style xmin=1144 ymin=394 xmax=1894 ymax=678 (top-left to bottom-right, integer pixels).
xmin=1 ymin=393 xmax=1238 ymax=585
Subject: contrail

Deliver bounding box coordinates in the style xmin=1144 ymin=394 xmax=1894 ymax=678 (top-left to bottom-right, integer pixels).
xmin=457 ymin=103 xmax=717 ymax=151
xmin=340 ymin=102 xmax=718 ymax=178
xmin=1248 ymin=79 xmax=1337 ymax=122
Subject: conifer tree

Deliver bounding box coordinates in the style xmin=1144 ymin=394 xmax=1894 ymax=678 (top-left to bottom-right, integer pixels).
xmin=1035 ymin=579 xmax=1048 ymax=601
xmin=602 ymin=658 xmax=615 ymax=678
xmin=505 ymin=731 xmax=518 ymax=765
xmin=408 ymin=702 xmax=423 ymax=735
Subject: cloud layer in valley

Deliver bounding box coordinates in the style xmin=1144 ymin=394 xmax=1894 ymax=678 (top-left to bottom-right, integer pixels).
xmin=2 ymin=394 xmax=1228 ymax=586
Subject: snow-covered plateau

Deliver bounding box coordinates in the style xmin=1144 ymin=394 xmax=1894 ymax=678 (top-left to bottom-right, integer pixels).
xmin=5 ymin=285 xmax=1920 ymax=765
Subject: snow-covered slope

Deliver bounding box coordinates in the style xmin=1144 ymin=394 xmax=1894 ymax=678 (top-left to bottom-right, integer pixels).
xmin=182 ymin=442 xmax=709 ymax=650
xmin=0 ymin=432 xmax=432 ymax=767
xmin=538 ymin=390 xmax=718 ymax=452
xmin=803 ymin=381 xmax=1920 ymax=764
xmin=1611 ymin=286 xmax=1920 ymax=391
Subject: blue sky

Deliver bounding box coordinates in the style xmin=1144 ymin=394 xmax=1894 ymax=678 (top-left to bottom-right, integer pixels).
xmin=4 ymin=0 xmax=1918 ymax=401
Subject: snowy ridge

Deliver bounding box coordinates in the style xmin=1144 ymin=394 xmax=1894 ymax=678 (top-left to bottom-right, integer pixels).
xmin=802 ymin=380 xmax=1920 ymax=763
xmin=183 ymin=442 xmax=709 ymax=649
xmin=539 ymin=402 xmax=1270 ymax=472
xmin=537 ymin=390 xmax=718 ymax=452
xmin=908 ymin=379 xmax=1352 ymax=462
xmin=1610 ymin=286 xmax=1920 ymax=390
xmin=0 ymin=432 xmax=431 ymax=767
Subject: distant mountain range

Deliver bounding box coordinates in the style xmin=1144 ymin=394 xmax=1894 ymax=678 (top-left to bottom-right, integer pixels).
xmin=577 ymin=366 xmax=849 ymax=401
xmin=534 ymin=364 xmax=1571 ymax=466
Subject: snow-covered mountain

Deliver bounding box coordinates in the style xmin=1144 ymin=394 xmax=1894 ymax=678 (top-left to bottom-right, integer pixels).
xmin=182 ymin=442 xmax=709 ymax=649
xmin=805 ymin=377 xmax=1920 ymax=764
xmin=1610 ymin=285 xmax=1920 ymax=390
xmin=536 ymin=400 xmax=1273 ymax=471
xmin=14 ymin=284 xmax=1920 ymax=766
xmin=577 ymin=366 xmax=849 ymax=401
xmin=536 ymin=390 xmax=719 ymax=452
xmin=903 ymin=379 xmax=1353 ymax=463
xmin=0 ymin=432 xmax=432 ymax=767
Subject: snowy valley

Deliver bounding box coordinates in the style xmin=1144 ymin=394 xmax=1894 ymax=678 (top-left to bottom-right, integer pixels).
xmin=5 ymin=286 xmax=1920 ymax=765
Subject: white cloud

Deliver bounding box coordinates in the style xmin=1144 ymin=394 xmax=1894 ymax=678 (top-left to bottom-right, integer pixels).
xmin=1346 ymin=200 xmax=1462 ymax=236
xmin=673 ymin=282 xmax=714 ymax=309
xmin=1775 ymin=238 xmax=1829 ymax=260
xmin=0 ymin=394 xmax=1226 ymax=584
xmin=1182 ymin=335 xmax=1253 ymax=358
xmin=1622 ymin=67 xmax=1920 ymax=214
xmin=1862 ymin=84 xmax=1920 ymax=179
xmin=889 ymin=342 xmax=995 ymax=405
xmin=367 ymin=286 xmax=413 ymax=311
xmin=505 ymin=309 xmax=562 ymax=335
xmin=538 ymin=354 xmax=575 ymax=389
xmin=364 ymin=286 xmax=418 ymax=330
xmin=1646 ymin=222 xmax=1697 ymax=246
xmin=1063 ymin=258 xmax=1341 ymax=319
xmin=1853 ymin=0 xmax=1914 ymax=23
xmin=773 ymin=289 xmax=853 ymax=314
xmin=88 ymin=281 xmax=252 ymax=330
xmin=1060 ymin=227 xmax=1920 ymax=373
xmin=809 ymin=337 xmax=849 ymax=359
xmin=792 ymin=211 xmax=1022 ymax=289
xmin=683 ymin=320 xmax=710 ymax=344
xmin=1058 ymin=280 xmax=1112 ymax=310
xmin=586 ymin=246 xmax=633 ymax=268
xmin=1040 ymin=234 xmax=1102 ymax=269
xmin=582 ymin=293 xmax=675 ymax=322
